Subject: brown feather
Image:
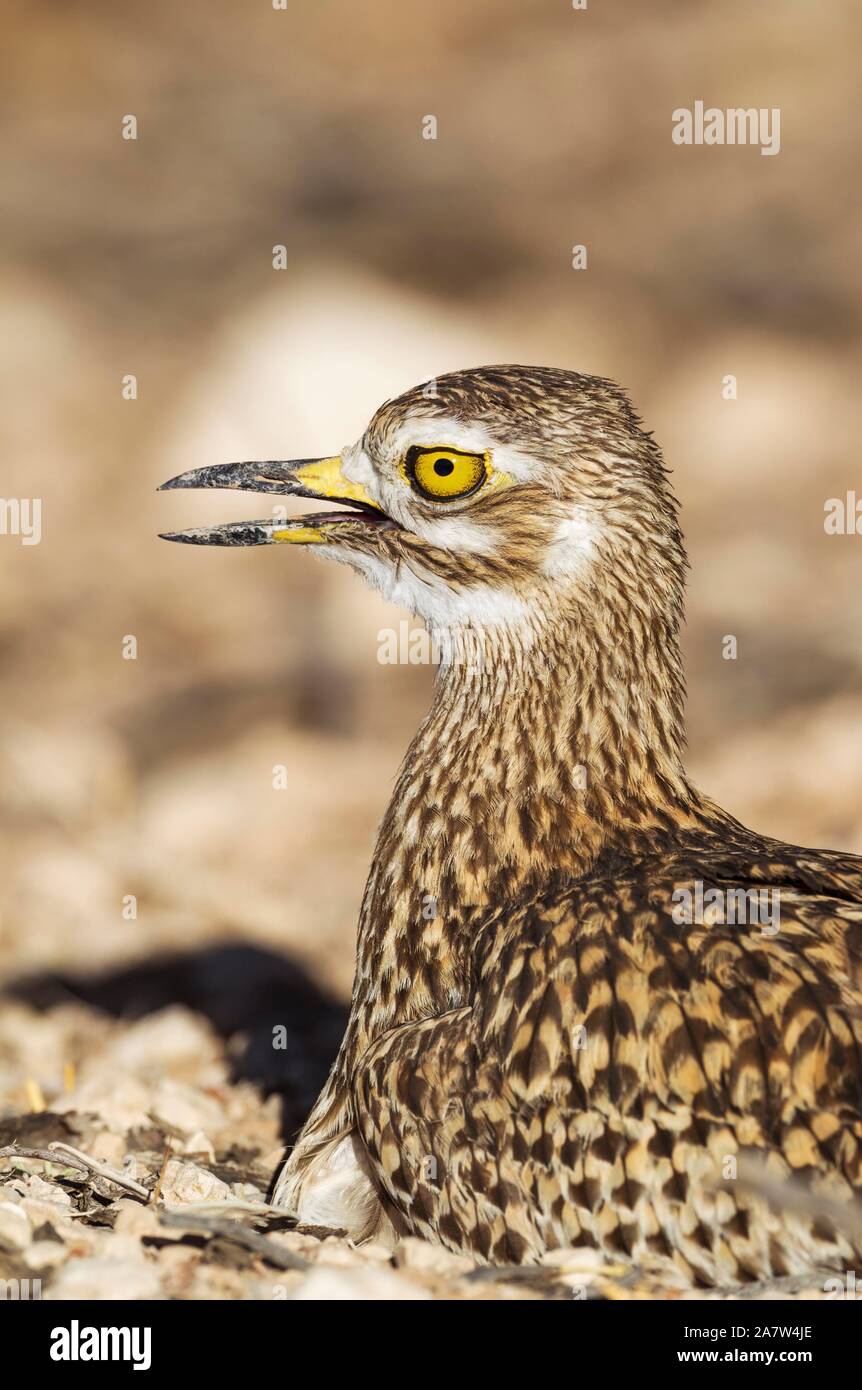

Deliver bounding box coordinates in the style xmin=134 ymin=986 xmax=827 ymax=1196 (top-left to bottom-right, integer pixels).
xmin=272 ymin=366 xmax=862 ymax=1285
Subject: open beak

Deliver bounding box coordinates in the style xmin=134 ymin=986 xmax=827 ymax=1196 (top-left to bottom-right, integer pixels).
xmin=158 ymin=456 xmax=395 ymax=546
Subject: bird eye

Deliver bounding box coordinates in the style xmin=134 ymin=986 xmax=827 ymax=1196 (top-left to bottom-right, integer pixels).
xmin=405 ymin=446 xmax=488 ymax=501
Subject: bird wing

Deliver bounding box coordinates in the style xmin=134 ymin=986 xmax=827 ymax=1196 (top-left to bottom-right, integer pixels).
xmin=353 ymin=839 xmax=862 ymax=1280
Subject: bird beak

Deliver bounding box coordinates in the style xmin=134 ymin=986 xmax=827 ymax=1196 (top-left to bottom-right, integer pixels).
xmin=158 ymin=456 xmax=392 ymax=546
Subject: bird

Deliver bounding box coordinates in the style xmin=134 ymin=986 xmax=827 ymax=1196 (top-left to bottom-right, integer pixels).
xmin=161 ymin=364 xmax=862 ymax=1288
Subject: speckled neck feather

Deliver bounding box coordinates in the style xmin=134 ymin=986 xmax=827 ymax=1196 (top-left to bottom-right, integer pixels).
xmin=278 ymin=562 xmax=724 ymax=1205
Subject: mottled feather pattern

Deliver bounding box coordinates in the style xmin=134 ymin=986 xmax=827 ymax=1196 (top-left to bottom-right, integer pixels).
xmin=272 ymin=366 xmax=862 ymax=1286
xmin=354 ymin=838 xmax=862 ymax=1283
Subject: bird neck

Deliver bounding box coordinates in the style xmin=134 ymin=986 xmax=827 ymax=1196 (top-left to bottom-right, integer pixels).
xmin=287 ymin=596 xmax=711 ymax=1180
xmin=377 ymin=602 xmax=697 ymax=904
xmin=348 ymin=601 xmax=704 ymax=1034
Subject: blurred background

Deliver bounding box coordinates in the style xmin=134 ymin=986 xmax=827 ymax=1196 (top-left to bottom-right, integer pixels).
xmin=1 ymin=0 xmax=861 ymax=1168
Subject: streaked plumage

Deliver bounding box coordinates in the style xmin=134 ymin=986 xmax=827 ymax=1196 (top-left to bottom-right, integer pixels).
xmin=162 ymin=365 xmax=862 ymax=1286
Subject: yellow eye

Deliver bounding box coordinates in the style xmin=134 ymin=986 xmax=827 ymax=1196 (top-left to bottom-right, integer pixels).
xmin=406 ymin=446 xmax=488 ymax=501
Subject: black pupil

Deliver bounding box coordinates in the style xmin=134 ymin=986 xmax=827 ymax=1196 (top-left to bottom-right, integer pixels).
xmin=434 ymin=458 xmax=455 ymax=476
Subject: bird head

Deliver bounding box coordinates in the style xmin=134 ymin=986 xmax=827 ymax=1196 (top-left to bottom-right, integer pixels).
xmin=161 ymin=365 xmax=685 ymax=650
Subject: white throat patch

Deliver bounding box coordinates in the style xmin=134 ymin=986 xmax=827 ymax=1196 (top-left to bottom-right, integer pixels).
xmin=326 ymin=546 xmax=532 ymax=636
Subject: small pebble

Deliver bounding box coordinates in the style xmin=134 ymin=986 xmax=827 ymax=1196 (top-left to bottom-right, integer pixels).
xmin=159 ymin=1158 xmax=231 ymax=1206
xmin=0 ymin=1201 xmax=31 ymax=1251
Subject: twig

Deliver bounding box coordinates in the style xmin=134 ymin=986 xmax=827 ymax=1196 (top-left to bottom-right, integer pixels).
xmin=47 ymin=1142 xmax=150 ymax=1199
xmin=157 ymin=1207 xmax=310 ymax=1271
xmin=150 ymin=1138 xmax=176 ymax=1206
xmin=0 ymin=1144 xmax=90 ymax=1174
xmin=160 ymin=1198 xmax=290 ymax=1219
